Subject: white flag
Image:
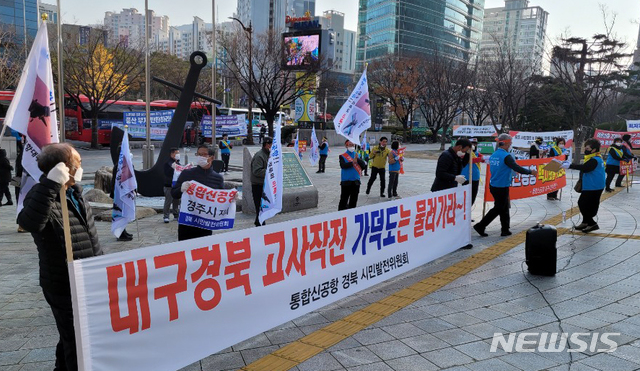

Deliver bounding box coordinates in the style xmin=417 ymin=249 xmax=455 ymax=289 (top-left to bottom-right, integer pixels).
xmin=293 ymin=130 xmax=300 ymax=159
xmin=111 ymin=130 xmax=137 ymax=237
xmin=361 ymin=131 xmax=368 ymax=150
xmin=3 ymin=21 xmax=60 ymax=214
xmin=309 ymin=126 xmax=320 ymax=166
xmin=259 ymin=124 xmax=283 ymax=223
xmin=334 ymin=67 xmax=371 ymax=144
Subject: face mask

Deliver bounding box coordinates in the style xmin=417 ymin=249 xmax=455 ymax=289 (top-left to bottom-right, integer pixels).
xmin=558 ymin=144 xmax=565 ymax=149
xmin=196 ymin=156 xmax=209 ymax=167
xmin=73 ymin=167 xmax=83 ymax=183
xmin=536 ymin=141 xmax=542 ymax=145
xmin=584 ymin=149 xmax=592 ymax=155
xmin=347 ymin=146 xmax=355 ymax=152
xmin=614 ymin=142 xmax=622 ymax=147
xmin=472 ymin=145 xmax=477 ymax=151
xmin=457 ymin=151 xmax=465 ymax=157
xmin=174 ymin=154 xmax=180 ymax=161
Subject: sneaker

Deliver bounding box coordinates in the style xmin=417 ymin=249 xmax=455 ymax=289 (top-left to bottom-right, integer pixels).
xmin=394 ymin=195 xmax=402 ymax=199
xmin=3 ymin=201 xmax=13 ymax=206
xmin=380 ymin=194 xmax=386 ymax=198
xmin=473 ymin=224 xmax=488 ymax=237
xmin=546 ymin=197 xmax=558 ymax=201
xmin=605 ymin=188 xmax=613 ymax=193
xmin=501 ymin=230 xmax=512 ymax=236
xmin=117 ymin=234 xmax=133 ymax=241
xmin=460 ymin=244 xmax=473 ymax=250
xmin=316 ymin=170 xmax=322 ymax=173
xmin=574 ymin=222 xmax=588 ymax=230
xmin=582 ymin=224 xmax=600 ymax=233
xmin=164 ymin=217 xmax=170 ymax=223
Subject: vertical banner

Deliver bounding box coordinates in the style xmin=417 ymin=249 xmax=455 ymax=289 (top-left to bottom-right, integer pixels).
xmin=111 ymin=130 xmax=137 ymax=238
xmin=309 ymin=126 xmax=320 ymax=166
xmin=334 ymin=67 xmax=371 ymax=143
xmin=259 ymin=124 xmax=283 ymax=223
xmin=69 ymin=186 xmax=471 ymax=371
xmin=3 ymin=21 xmax=59 ymax=213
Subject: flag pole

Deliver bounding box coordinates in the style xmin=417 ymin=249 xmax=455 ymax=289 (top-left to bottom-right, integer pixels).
xmin=55 ymin=4 xmax=65 ymax=143
xmin=60 ymin=186 xmax=74 ymax=262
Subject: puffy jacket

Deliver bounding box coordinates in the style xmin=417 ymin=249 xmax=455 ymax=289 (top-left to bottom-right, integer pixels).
xmin=431 ymin=148 xmax=464 ymax=192
xmin=0 ymin=149 xmax=13 ymax=183
xmin=18 ymin=177 xmax=102 ymax=295
xmin=164 ymin=158 xmax=179 ymax=187
xmin=250 ymin=148 xmax=270 ymax=185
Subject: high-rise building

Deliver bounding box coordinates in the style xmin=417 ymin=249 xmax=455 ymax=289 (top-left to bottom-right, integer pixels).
xmin=104 ymin=8 xmax=169 ymax=47
xmin=0 ymin=0 xmax=39 ymax=44
xmin=291 ymin=0 xmax=315 ymax=17
xmin=317 ymin=10 xmax=356 ymax=74
xmin=479 ymin=0 xmax=548 ymax=72
xmin=356 ymin=0 xmax=484 ymax=69
xmin=39 ymin=2 xmax=58 ymax=24
xmin=156 ymin=17 xmax=211 ymax=60
xmin=236 ymin=0 xmax=288 ymax=35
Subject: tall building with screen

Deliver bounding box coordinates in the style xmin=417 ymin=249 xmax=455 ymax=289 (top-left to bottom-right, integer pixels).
xmin=356 ymin=0 xmax=484 ymax=69
xmin=0 ymin=0 xmax=39 ymax=45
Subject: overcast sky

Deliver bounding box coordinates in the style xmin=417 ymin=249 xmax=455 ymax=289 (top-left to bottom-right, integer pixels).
xmin=59 ymin=0 xmax=639 ymax=49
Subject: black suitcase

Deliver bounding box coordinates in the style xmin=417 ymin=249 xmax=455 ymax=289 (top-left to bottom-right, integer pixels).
xmin=525 ymin=224 xmax=557 ymax=276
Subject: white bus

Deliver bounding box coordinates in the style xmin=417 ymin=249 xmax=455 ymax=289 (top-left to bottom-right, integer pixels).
xmin=218 ymin=107 xmax=288 ymax=130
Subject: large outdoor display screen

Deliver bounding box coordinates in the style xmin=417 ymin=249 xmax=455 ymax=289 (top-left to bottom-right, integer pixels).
xmin=283 ymin=32 xmax=320 ymax=68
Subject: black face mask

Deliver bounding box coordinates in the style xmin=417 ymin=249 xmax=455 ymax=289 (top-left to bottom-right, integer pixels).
xmin=584 ymin=149 xmax=592 ymax=155
xmin=535 ymin=141 xmax=542 ymax=145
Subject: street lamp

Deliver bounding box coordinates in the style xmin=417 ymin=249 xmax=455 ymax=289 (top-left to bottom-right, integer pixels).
xmin=229 ymin=17 xmax=254 ymax=145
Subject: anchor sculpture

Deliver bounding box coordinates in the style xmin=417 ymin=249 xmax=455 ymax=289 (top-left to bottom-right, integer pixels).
xmin=110 ymin=51 xmax=222 ymax=197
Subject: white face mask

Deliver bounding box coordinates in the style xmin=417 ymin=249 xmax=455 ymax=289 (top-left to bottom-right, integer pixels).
xmin=558 ymin=144 xmax=565 ymax=149
xmin=457 ymin=150 xmax=465 ymax=157
xmin=196 ymin=156 xmax=209 ymax=167
xmin=174 ymin=153 xmax=180 ymax=161
xmin=347 ymin=146 xmax=356 ymax=152
xmin=73 ymin=167 xmax=83 ymax=183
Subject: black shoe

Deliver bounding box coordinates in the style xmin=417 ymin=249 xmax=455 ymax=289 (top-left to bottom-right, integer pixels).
xmin=574 ymin=223 xmax=588 ymax=230
xmin=366 ymin=189 xmax=370 ymax=195
xmin=3 ymin=201 xmax=13 ymax=206
xmin=461 ymin=244 xmax=473 ymax=250
xmin=117 ymin=234 xmax=133 ymax=241
xmin=501 ymin=230 xmax=512 ymax=236
xmin=316 ymin=170 xmax=322 ymax=173
xmin=582 ymin=224 xmax=599 ymax=233
xmin=605 ymin=188 xmax=613 ymax=193
xmin=124 ymin=232 xmax=134 ymax=238
xmin=474 ymin=224 xmax=488 ymax=237
xmin=380 ymin=194 xmax=386 ymax=198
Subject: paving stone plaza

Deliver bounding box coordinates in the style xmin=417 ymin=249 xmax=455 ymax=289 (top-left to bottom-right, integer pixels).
xmin=1 ymin=143 xmax=639 ymax=371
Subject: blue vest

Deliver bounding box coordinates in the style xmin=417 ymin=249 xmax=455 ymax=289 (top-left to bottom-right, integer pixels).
xmin=489 ymin=148 xmax=513 ymax=188
xmin=389 ymin=151 xmax=401 ymax=172
xmin=606 ymin=147 xmax=622 ymax=167
xmin=583 ymin=156 xmax=605 ymax=191
xmin=220 ymin=140 xmax=231 ymax=154
xmin=341 ymin=151 xmax=361 ymax=182
xmin=320 ymin=143 xmax=329 ymax=155
xmin=461 ymin=150 xmax=481 ymax=181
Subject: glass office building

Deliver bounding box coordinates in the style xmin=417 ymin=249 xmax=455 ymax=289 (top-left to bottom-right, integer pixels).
xmin=356 ymin=0 xmax=484 ymax=69
xmin=0 ymin=0 xmax=39 ymax=44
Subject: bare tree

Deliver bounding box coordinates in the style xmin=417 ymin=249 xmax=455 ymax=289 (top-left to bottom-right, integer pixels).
xmin=220 ymin=28 xmax=325 ymax=139
xmin=53 ymin=26 xmax=144 ymax=148
xmin=418 ymin=54 xmax=473 ymax=149
xmin=463 ymin=64 xmax=495 ymax=127
xmin=369 ymin=56 xmax=425 ymax=141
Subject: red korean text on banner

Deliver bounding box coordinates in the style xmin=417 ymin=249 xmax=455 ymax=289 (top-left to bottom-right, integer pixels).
xmin=593 ymin=129 xmax=640 ymax=149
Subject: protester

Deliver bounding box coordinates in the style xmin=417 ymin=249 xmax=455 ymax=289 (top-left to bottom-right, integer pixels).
xmin=461 ymin=138 xmax=484 ymax=205
xmin=366 ymin=136 xmax=390 ymax=197
xmin=357 ymin=144 xmax=369 ymax=176
xmin=18 ymin=143 xmax=103 ymax=371
xmin=529 ymin=137 xmax=544 ymax=159
xmin=185 ymin=125 xmax=192 ymax=147
xmin=546 ymin=138 xmax=566 ymax=200
xmin=259 ymin=124 xmax=267 ymax=144
xmin=0 ymin=149 xmax=13 ymax=205
xmin=387 ymin=140 xmax=403 ymax=198
xmin=431 ymin=138 xmax=472 ymax=192
xmin=474 ymin=134 xmax=538 ymax=237
xmin=172 ymin=144 xmax=224 ymax=240
xmin=317 ymin=137 xmax=329 ymax=173
xmin=605 ymin=137 xmax=625 ymax=192
xmin=219 ymin=134 xmax=232 ymax=173
xmin=110 ymin=145 xmax=133 ymax=241
xmin=163 ymin=147 xmax=181 ymax=223
xmin=338 ymin=140 xmax=367 ymax=210
xmin=617 ymin=134 xmax=637 ymax=187
xmin=560 ymin=138 xmax=605 ymax=233
xmin=250 ymin=136 xmax=272 ymax=226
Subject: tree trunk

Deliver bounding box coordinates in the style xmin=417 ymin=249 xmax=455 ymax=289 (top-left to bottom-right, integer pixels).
xmin=440 ymin=136 xmax=446 ymax=151
xmin=91 ymin=116 xmax=99 ymax=149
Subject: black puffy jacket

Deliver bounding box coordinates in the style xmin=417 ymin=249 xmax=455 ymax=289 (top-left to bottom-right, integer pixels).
xmin=18 ymin=177 xmax=103 ymax=295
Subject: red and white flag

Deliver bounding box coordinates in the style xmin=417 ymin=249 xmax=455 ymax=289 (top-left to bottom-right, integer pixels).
xmin=3 ymin=20 xmax=59 ymax=213
xmin=112 ymin=129 xmax=137 ymax=238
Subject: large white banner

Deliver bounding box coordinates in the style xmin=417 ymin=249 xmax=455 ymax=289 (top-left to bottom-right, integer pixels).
xmin=69 ymin=186 xmax=472 ymax=371
xmin=178 ymin=182 xmax=237 ymax=230
xmin=453 ymin=125 xmax=500 ymax=137
xmin=509 ymin=130 xmax=574 ymax=160
xmin=259 ymin=123 xmax=283 ymax=223
xmin=111 ymin=131 xmax=137 ymax=238
xmin=334 ymin=67 xmax=371 ymax=144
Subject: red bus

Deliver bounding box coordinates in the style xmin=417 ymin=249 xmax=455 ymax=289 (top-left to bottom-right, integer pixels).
xmin=64 ymin=96 xmax=168 ymax=145
xmin=0 ymin=90 xmax=15 ymax=127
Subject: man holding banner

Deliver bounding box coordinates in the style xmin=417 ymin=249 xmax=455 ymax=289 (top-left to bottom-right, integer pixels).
xmin=474 ymin=134 xmax=538 ymax=237
xmin=339 ymin=140 xmax=368 ymax=210
xmin=18 ymin=143 xmax=102 ymax=371
xmin=172 ymin=144 xmax=224 ymax=240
